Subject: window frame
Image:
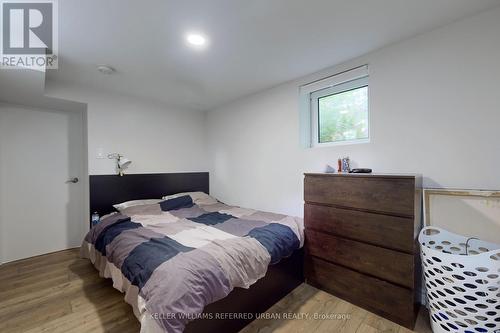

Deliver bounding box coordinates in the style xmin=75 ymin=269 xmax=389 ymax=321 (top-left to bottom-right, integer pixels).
xmin=310 ymin=76 xmax=370 ymax=147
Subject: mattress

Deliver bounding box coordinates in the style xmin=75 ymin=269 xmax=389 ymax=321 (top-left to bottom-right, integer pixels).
xmin=81 ymin=192 xmax=304 ymax=332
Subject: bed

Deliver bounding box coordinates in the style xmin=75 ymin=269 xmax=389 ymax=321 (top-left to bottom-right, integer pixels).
xmin=83 ymin=173 xmax=304 ymax=333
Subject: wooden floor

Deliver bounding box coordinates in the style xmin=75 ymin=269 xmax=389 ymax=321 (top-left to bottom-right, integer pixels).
xmin=0 ymin=249 xmax=432 ymax=333
xmin=240 ymin=284 xmax=432 ymax=333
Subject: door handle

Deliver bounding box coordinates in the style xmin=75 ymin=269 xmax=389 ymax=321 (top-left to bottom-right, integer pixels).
xmin=66 ymin=177 xmax=79 ymax=184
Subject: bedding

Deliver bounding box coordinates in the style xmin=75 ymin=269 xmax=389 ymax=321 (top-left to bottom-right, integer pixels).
xmin=162 ymin=191 xmax=219 ymax=206
xmin=81 ymin=192 xmax=304 ymax=333
xmin=113 ymin=199 xmax=163 ymax=211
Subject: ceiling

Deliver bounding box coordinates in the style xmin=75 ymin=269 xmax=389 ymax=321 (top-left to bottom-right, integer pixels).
xmin=47 ymin=0 xmax=500 ymax=111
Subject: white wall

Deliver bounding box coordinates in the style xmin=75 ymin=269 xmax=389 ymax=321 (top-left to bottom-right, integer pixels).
xmin=46 ymin=82 xmax=208 ymax=175
xmin=206 ymin=7 xmax=500 ymax=217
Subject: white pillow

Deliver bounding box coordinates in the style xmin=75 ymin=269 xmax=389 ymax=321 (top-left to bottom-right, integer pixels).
xmin=162 ymin=192 xmax=218 ymax=206
xmin=113 ymin=199 xmax=163 ymax=211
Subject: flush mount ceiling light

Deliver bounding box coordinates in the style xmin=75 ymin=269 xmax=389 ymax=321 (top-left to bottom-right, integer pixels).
xmin=186 ymin=33 xmax=208 ymax=48
xmin=97 ymin=65 xmax=115 ymax=74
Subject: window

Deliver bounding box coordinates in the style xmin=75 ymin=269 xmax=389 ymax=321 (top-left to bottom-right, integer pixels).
xmin=298 ymin=65 xmax=369 ymax=148
xmin=311 ymin=77 xmax=369 ymax=146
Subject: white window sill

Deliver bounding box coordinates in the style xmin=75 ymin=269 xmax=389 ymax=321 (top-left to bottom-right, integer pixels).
xmin=311 ymin=138 xmax=370 ymax=148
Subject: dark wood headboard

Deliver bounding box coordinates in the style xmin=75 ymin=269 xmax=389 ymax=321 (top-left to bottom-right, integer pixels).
xmin=89 ymin=172 xmax=209 ymax=218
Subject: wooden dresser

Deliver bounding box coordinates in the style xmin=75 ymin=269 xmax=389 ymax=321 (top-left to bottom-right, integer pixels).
xmin=304 ymin=173 xmax=422 ymax=329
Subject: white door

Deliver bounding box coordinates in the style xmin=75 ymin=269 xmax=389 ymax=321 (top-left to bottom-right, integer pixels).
xmin=0 ymin=104 xmax=86 ymax=263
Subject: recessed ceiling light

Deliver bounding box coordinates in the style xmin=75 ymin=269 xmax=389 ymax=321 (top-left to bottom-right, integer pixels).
xmin=186 ymin=33 xmax=207 ymax=48
xmin=97 ymin=65 xmax=115 ymax=75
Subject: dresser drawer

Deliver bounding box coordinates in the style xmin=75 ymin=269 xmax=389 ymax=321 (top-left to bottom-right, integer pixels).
xmin=306 ymin=256 xmax=417 ymax=329
xmin=304 ymin=203 xmax=414 ymax=253
xmin=305 ymin=229 xmax=414 ymax=288
xmin=304 ymin=175 xmax=415 ymax=217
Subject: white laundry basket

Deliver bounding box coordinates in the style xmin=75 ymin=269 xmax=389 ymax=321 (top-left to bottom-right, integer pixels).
xmin=419 ymin=226 xmax=500 ymax=333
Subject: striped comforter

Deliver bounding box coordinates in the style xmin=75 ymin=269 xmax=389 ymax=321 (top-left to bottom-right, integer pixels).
xmin=81 ymin=192 xmax=304 ymax=332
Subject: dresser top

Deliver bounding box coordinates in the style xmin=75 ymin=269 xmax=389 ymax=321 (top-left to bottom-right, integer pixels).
xmin=304 ymin=172 xmax=421 ymax=179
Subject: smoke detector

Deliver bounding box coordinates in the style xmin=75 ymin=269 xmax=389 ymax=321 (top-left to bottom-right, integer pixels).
xmin=97 ymin=65 xmax=115 ymax=75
